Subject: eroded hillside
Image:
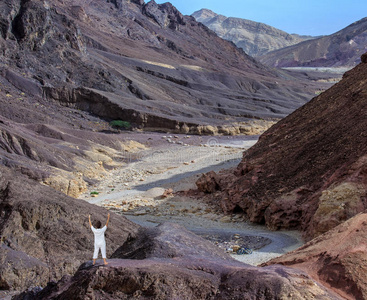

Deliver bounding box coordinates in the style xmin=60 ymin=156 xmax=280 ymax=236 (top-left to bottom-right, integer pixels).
xmin=197 ymin=53 xmax=367 ymax=241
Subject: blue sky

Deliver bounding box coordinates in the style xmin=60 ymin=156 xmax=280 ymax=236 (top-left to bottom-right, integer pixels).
xmin=155 ymin=0 xmax=366 ymax=36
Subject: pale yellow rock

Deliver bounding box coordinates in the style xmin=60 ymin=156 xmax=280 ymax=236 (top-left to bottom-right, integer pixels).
xmin=220 ymin=216 xmax=232 ymax=223
xmin=313 ymin=182 xmax=365 ymax=235
xmin=232 ymin=245 xmax=240 ymax=252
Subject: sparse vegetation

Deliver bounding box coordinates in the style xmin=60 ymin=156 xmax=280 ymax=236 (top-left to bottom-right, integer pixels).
xmin=90 ymin=191 xmax=99 ymax=195
xmin=110 ymin=120 xmax=131 ymax=130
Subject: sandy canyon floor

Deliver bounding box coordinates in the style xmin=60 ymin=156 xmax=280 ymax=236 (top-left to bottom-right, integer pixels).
xmin=80 ymin=133 xmax=303 ymax=266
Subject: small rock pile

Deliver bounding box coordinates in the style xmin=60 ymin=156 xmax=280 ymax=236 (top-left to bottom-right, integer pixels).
xmin=198 ymin=233 xmax=271 ymax=254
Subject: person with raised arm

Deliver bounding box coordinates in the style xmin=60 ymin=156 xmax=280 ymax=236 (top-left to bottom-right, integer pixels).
xmin=89 ymin=213 xmax=110 ymax=265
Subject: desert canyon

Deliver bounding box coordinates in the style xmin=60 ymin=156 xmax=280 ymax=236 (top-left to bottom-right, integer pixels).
xmin=0 ymin=0 xmax=366 ymax=299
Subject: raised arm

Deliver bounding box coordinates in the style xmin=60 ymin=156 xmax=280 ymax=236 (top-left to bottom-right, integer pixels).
xmin=88 ymin=214 xmax=92 ymax=228
xmin=106 ymin=213 xmax=110 ymax=227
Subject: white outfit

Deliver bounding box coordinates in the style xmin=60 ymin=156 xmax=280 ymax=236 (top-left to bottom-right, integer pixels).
xmin=91 ymin=225 xmax=107 ymax=259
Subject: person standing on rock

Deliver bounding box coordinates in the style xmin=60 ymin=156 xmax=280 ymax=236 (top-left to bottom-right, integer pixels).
xmin=89 ymin=213 xmax=110 ymax=265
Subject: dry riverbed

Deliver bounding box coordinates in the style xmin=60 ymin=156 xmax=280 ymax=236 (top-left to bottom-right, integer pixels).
xmin=81 ymin=133 xmax=303 ymax=265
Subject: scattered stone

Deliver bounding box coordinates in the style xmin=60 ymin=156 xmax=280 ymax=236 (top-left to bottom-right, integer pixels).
xmin=143 ymin=187 xmax=166 ymax=199
xmin=134 ymin=209 xmax=148 ymax=216
xmin=162 ymin=188 xmax=173 ymax=198
xmin=220 ymin=216 xmax=232 ymax=223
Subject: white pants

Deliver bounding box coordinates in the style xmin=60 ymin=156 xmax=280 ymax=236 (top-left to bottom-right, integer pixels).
xmin=93 ymin=242 xmax=106 ymax=259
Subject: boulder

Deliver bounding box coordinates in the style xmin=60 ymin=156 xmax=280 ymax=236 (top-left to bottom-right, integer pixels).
xmin=196 ymin=171 xmax=220 ymax=193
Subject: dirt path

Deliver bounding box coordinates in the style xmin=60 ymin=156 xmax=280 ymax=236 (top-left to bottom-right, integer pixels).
xmin=80 ymin=134 xmax=303 ymax=266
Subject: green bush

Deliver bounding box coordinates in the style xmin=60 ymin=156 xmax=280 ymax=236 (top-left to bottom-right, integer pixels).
xmin=110 ymin=120 xmax=131 ymax=130
xmin=90 ymin=191 xmax=99 ymax=195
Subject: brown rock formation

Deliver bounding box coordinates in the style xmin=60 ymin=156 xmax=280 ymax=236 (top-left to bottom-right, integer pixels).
xmin=263 ymin=212 xmax=367 ymax=300
xmin=197 ymin=53 xmax=367 ymax=240
xmin=0 ymin=166 xmax=140 ymax=291
xmin=18 ymin=223 xmax=340 ymax=300
xmin=195 ymin=170 xmax=220 ymax=193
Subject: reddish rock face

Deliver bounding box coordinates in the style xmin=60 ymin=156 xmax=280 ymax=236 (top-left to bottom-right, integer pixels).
xmin=197 ymin=54 xmax=367 ymax=240
xmin=263 ymin=212 xmax=367 ymax=300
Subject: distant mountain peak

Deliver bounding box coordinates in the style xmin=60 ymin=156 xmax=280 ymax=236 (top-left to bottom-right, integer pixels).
xmin=192 ymin=9 xmax=314 ymax=57
xmin=260 ymin=17 xmax=367 ymax=68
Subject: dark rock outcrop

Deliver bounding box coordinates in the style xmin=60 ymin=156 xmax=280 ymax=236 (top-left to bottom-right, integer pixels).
xmin=260 ymin=17 xmax=367 ymax=68
xmin=19 ymin=223 xmax=340 ymax=300
xmin=192 ymin=9 xmax=315 ymax=57
xmin=143 ymin=0 xmax=185 ymax=29
xmin=196 ymin=53 xmax=367 ymax=240
xmin=0 ymin=166 xmax=140 ymax=291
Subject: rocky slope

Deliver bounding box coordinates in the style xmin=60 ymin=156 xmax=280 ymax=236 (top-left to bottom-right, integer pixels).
xmin=0 ymin=0 xmax=322 ymax=134
xmin=192 ymin=8 xmax=314 ymax=57
xmin=0 ymin=140 xmax=342 ymax=299
xmin=0 ymin=70 xmax=149 ymax=198
xmin=16 ymin=223 xmax=341 ymax=300
xmin=0 ymin=1 xmax=362 ymax=298
xmin=0 ymin=0 xmax=333 ymax=198
xmin=264 ymin=212 xmax=367 ymax=300
xmin=260 ymin=17 xmax=367 ymax=67
xmin=196 ymin=53 xmax=367 ymax=241
xmin=0 ymin=165 xmax=140 ymax=291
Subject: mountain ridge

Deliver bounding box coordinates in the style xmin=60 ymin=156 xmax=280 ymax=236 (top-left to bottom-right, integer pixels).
xmin=0 ymin=0 xmax=324 ymax=136
xmin=260 ymin=17 xmax=367 ymax=67
xmin=192 ymin=8 xmax=315 ymax=57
